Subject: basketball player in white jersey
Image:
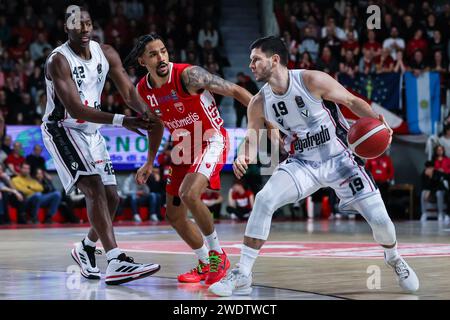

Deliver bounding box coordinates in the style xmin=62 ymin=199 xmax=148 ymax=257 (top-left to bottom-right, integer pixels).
xmin=209 ymin=36 xmax=419 ymax=296
xmin=42 ymin=6 xmax=162 ymax=285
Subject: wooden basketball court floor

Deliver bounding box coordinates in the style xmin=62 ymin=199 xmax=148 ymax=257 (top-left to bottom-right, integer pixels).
xmin=0 ymin=219 xmax=449 ymax=300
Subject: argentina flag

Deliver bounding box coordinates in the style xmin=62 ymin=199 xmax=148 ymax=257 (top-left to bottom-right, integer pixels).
xmin=405 ymin=72 xmax=441 ymax=135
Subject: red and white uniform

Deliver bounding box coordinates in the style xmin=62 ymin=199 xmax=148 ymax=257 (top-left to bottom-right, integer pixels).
xmin=137 ymin=63 xmax=228 ymax=196
xmin=231 ymin=190 xmax=254 ymax=210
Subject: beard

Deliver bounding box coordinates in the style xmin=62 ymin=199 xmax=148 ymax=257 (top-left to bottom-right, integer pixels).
xmin=155 ymin=62 xmax=169 ymax=77
xmin=255 ymin=62 xmax=272 ymax=82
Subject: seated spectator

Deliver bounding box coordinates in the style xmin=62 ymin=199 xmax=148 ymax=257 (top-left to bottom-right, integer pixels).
xmin=315 ymin=46 xmax=339 ymax=76
xmin=339 ymin=50 xmax=358 ymax=77
xmin=234 ymin=72 xmax=259 ymax=127
xmin=340 ymin=31 xmax=360 ymax=58
xmin=121 ymin=172 xmax=159 ymax=222
xmin=0 ymin=164 xmax=24 ymax=224
xmin=320 ymin=27 xmax=341 ymax=57
xmin=430 ymin=50 xmax=448 ymax=73
xmin=365 ymin=151 xmax=394 ymax=204
xmin=198 ymin=20 xmax=219 ymax=49
xmin=420 ymin=161 xmax=449 ymax=222
xmin=433 ymin=145 xmax=450 ymax=174
xmin=29 ymin=32 xmax=52 ymax=61
xmin=1 ymin=134 xmax=12 ymax=155
xmin=26 ymin=144 xmax=47 ymax=176
xmin=11 ymin=163 xmax=60 ymax=224
xmin=358 ymin=49 xmax=376 ymax=74
xmin=298 ymin=51 xmax=314 ymax=70
xmin=382 ymin=27 xmax=405 ymax=61
xmin=375 ymin=48 xmax=395 ymax=73
xmin=146 ymin=167 xmax=164 ymax=222
xmin=408 ymin=50 xmax=429 ymax=76
xmin=321 ymin=17 xmax=345 ymax=40
xmin=406 ymin=29 xmax=428 ymax=59
xmin=34 ymin=168 xmax=77 ymax=223
xmin=430 ymin=30 xmax=445 ymax=56
xmin=299 ymin=26 xmax=319 ymax=62
xmin=363 ymin=30 xmax=381 ymax=57
xmin=5 ymin=141 xmax=25 ymax=176
xmin=201 ymin=189 xmax=223 ymax=220
xmin=226 ymin=181 xmax=254 ymax=220
xmin=393 ymin=50 xmax=407 ymax=73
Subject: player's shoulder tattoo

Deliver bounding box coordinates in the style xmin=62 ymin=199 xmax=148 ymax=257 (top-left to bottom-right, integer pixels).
xmin=182 ymin=65 xmax=233 ymax=92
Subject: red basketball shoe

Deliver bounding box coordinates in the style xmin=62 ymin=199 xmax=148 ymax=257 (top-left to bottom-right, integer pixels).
xmin=177 ymin=261 xmax=209 ymax=283
xmin=205 ymin=250 xmax=230 ymax=285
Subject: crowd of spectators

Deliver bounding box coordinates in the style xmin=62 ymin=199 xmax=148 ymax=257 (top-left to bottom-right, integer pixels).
xmin=0 ymin=0 xmax=226 ymax=126
xmin=275 ymin=1 xmax=450 ymax=81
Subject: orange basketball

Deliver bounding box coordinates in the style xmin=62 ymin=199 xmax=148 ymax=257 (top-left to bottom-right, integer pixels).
xmin=347 ymin=117 xmax=390 ymax=159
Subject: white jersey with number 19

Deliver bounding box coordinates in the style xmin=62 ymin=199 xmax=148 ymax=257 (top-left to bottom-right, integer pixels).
xmin=261 ymin=69 xmax=350 ymax=162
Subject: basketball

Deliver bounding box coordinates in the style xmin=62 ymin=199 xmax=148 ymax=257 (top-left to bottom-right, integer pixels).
xmin=347 ymin=117 xmax=391 ymax=159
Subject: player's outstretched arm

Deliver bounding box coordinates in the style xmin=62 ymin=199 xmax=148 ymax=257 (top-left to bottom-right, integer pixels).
xmin=233 ymin=93 xmax=266 ymax=179
xmin=47 ymin=53 xmax=152 ymax=131
xmin=181 ymin=66 xmax=253 ymax=107
xmin=302 ymin=70 xmax=392 ymax=136
xmin=102 ymin=44 xmax=153 ymax=116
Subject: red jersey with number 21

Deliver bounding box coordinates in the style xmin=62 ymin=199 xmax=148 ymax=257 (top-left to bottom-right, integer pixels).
xmin=136 ymin=63 xmax=227 ymax=151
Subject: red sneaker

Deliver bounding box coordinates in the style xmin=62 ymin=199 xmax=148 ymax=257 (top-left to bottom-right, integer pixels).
xmin=205 ymin=250 xmax=230 ymax=285
xmin=177 ymin=261 xmax=209 ymax=283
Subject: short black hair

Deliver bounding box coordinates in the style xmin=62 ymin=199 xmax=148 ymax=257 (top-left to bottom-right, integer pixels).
xmin=123 ymin=33 xmax=164 ymax=67
xmin=250 ymin=36 xmax=288 ymax=66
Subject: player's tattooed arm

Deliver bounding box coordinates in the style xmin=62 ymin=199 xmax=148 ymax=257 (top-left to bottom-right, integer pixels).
xmin=181 ymin=66 xmax=253 ymax=106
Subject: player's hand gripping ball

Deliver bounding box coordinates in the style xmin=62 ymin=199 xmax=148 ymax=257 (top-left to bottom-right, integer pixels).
xmin=347 ymin=116 xmax=391 ymax=159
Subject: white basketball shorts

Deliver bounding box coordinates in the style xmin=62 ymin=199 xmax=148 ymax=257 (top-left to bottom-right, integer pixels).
xmin=279 ymin=149 xmax=379 ymax=209
xmin=41 ymin=122 xmax=117 ymax=194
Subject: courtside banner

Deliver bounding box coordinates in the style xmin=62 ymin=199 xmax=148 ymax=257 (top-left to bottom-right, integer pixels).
xmin=405 ymin=71 xmax=441 ymax=135
xmin=6 ymin=125 xmax=247 ymax=171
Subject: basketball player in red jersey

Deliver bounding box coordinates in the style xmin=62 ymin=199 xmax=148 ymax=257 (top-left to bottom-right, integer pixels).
xmin=125 ymin=34 xmax=254 ymax=285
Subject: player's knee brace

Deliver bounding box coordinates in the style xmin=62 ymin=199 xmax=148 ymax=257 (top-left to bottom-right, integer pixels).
xmin=353 ymin=194 xmax=397 ymax=246
xmin=245 ymin=189 xmax=276 ymax=241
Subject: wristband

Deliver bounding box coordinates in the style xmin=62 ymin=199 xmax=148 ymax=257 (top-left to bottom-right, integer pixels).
xmin=112 ymin=114 xmax=125 ymax=126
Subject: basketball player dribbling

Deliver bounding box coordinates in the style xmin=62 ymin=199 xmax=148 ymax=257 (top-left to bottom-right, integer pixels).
xmin=42 ymin=6 xmax=160 ymax=285
xmin=209 ymin=36 xmax=419 ymax=296
xmin=125 ymin=34 xmax=254 ymax=285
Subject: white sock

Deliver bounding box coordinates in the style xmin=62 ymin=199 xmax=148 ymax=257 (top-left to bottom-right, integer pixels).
xmin=205 ymin=229 xmax=223 ymax=253
xmin=384 ymin=243 xmax=399 ymax=261
xmin=106 ymin=248 xmax=122 ymax=261
xmin=83 ymin=236 xmax=96 ymax=248
xmin=239 ymin=245 xmax=259 ymax=277
xmin=194 ymin=244 xmax=209 ymax=264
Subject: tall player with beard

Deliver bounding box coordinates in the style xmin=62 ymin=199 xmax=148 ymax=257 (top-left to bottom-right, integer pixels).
xmin=125 ymin=34 xmax=253 ymax=285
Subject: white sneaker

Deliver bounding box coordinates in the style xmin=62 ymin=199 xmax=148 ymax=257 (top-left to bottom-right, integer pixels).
xmin=208 ymin=266 xmax=253 ymax=297
xmin=420 ymin=213 xmax=427 ymax=222
xmin=150 ymin=214 xmax=159 ymax=222
xmin=385 ymin=255 xmax=419 ymax=293
xmin=71 ymin=241 xmax=101 ymax=280
xmin=445 ymin=215 xmax=450 ymax=223
xmin=230 ymin=213 xmax=238 ymax=220
xmin=133 ymin=214 xmax=142 ymax=223
xmin=105 ymin=253 xmax=160 ymax=285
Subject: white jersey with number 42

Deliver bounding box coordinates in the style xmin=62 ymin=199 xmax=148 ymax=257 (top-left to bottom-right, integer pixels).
xmin=261 ymin=69 xmax=350 ymax=162
xmin=43 ymin=40 xmax=109 ymax=134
